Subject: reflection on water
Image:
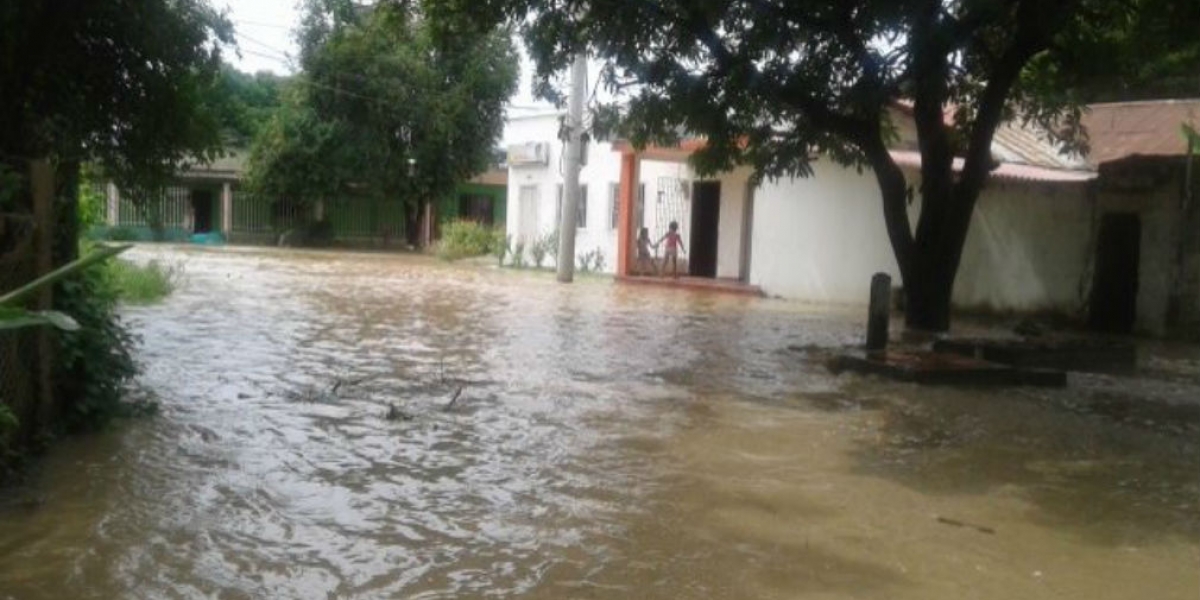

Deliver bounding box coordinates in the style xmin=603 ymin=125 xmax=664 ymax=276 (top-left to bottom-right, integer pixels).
xmin=1 ymin=246 xmax=1198 ymax=599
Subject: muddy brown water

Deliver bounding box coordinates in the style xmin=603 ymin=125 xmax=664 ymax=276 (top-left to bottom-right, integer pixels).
xmin=2 ymin=246 xmax=1199 ymax=599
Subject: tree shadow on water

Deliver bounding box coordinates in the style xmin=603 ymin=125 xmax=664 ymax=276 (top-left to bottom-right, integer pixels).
xmin=841 ymin=381 xmax=1200 ymax=546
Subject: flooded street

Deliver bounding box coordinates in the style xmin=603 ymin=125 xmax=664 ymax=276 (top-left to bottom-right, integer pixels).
xmin=2 ymin=246 xmax=1198 ymax=599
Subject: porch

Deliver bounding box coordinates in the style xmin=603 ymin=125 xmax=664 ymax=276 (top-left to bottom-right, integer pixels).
xmin=611 ymin=139 xmax=758 ymax=295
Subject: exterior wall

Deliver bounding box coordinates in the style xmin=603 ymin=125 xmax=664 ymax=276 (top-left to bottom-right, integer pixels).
xmin=503 ymin=112 xmax=695 ymax=273
xmin=1094 ymin=168 xmax=1184 ymax=336
xmin=749 ymin=160 xmax=906 ymax=303
xmin=749 ymin=160 xmax=1098 ymax=317
xmin=954 ymin=180 xmax=1094 ymax=314
xmin=713 ymin=168 xmax=753 ymax=279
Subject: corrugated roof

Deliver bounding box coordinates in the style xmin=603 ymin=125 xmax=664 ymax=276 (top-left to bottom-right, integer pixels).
xmin=1082 ymin=99 xmax=1200 ymax=164
xmin=888 ymin=150 xmax=1096 ymax=183
xmin=991 ymin=122 xmax=1091 ymax=171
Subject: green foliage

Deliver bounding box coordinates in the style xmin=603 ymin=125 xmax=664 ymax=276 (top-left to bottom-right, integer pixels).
xmin=428 ymin=0 xmax=1196 ymax=330
xmin=0 ymin=1 xmax=233 ymax=197
xmin=105 ymin=227 xmax=141 ymax=242
xmin=53 ymin=253 xmax=140 ymax=433
xmin=0 ymin=404 xmax=16 ymax=437
xmin=575 ymin=248 xmax=604 ymax=274
xmin=1025 ymin=0 xmax=1200 ymax=102
xmin=0 ymin=163 xmax=24 ymax=212
xmin=0 ymin=244 xmax=131 ymax=332
xmin=246 ymin=89 xmax=358 ymax=203
xmin=510 ymin=240 xmax=527 ymax=269
xmin=436 ymin=220 xmax=500 ymax=261
xmin=210 ymin=65 xmax=287 ymax=146
xmin=492 ymin=232 xmax=511 ymax=266
xmin=249 ymin=1 xmax=518 ymax=236
xmin=529 ymin=230 xmax=559 ymax=269
xmin=107 ymin=259 xmax=183 ymax=305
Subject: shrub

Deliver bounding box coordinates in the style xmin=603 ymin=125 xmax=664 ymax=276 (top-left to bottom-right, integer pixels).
xmin=530 ymin=236 xmax=549 ymax=268
xmin=437 ymin=220 xmax=499 ymax=261
xmin=107 ymin=258 xmax=183 ymax=304
xmin=303 ymin=218 xmax=335 ymax=247
xmin=54 ymin=257 xmax=140 ymax=432
xmin=105 ymin=226 xmax=141 ymax=242
xmin=492 ymin=233 xmax=511 ymax=266
xmin=511 ymin=240 xmax=527 ymax=268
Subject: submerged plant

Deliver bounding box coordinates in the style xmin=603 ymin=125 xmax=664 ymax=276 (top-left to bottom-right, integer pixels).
xmin=492 ymin=232 xmax=511 ymax=266
xmin=511 ymin=240 xmax=527 ymax=268
xmin=108 ymin=258 xmax=183 ymax=304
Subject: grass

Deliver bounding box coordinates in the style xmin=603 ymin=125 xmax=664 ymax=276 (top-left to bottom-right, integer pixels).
xmin=108 ymin=258 xmax=183 ymax=304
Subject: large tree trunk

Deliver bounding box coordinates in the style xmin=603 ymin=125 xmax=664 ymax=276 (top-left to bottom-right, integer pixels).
xmin=903 ymin=253 xmax=957 ymax=332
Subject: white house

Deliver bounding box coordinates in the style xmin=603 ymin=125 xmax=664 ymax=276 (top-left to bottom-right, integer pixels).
xmin=502 ymin=110 xmax=696 ymax=271
xmin=503 ymin=100 xmax=1200 ymax=337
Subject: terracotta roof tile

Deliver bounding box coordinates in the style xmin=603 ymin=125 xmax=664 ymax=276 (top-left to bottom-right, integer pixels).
xmin=1082 ymin=99 xmax=1200 ymax=164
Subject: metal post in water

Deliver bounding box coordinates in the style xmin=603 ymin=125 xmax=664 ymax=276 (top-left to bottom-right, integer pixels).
xmin=867 ymin=273 xmax=892 ymax=352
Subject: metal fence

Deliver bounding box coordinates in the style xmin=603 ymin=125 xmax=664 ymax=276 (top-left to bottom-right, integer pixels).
xmin=114 ymin=186 xmax=193 ymax=228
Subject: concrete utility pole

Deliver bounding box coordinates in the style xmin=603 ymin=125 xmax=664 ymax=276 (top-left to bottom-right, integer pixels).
xmin=556 ymin=53 xmax=587 ymax=283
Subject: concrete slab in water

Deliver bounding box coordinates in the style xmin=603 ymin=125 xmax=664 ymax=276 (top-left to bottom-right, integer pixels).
xmin=828 ymin=350 xmax=1067 ymax=387
xmin=932 ymin=336 xmax=1135 ymax=373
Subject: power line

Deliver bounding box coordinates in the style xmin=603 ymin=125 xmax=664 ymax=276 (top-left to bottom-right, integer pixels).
xmin=231 ymin=18 xmax=295 ymax=31
xmin=234 ymin=31 xmax=293 ymax=60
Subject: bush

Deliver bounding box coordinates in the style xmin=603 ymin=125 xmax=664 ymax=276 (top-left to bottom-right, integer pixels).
xmin=492 ymin=233 xmax=511 ymax=266
xmin=54 ymin=256 xmax=141 ymax=433
xmin=303 ymin=218 xmax=335 ymax=247
xmin=107 ymin=258 xmax=183 ymax=304
xmin=437 ymin=220 xmax=500 ymax=261
xmin=105 ymin=226 xmax=141 ymax=242
xmin=511 ymin=240 xmax=527 ymax=268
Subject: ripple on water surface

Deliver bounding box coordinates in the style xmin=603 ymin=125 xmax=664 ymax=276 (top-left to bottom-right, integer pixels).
xmin=1 ymin=246 xmax=1198 ymax=600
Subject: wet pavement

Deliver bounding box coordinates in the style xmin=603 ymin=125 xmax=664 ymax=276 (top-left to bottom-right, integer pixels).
xmin=1 ymin=245 xmax=1198 ymax=599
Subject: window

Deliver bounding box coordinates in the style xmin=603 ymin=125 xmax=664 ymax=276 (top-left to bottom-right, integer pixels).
xmin=609 ymin=182 xmax=620 ymax=230
xmin=556 ymin=183 xmax=589 ymax=229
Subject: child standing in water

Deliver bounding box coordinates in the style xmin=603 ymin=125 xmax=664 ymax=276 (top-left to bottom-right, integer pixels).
xmin=636 ymin=227 xmax=658 ymax=276
xmin=657 ymin=221 xmax=685 ymax=278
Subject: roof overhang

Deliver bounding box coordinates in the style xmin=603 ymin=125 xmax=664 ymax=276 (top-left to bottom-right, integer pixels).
xmin=612 ymin=138 xmax=707 ymax=163
xmin=887 ymin=150 xmax=1096 ymax=183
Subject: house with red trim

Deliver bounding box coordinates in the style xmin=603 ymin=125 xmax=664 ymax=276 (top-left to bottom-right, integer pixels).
xmin=504 ymin=99 xmax=1200 ymax=337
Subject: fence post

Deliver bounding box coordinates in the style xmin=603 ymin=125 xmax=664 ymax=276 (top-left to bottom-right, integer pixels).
xmin=30 ymin=159 xmax=56 ymax=428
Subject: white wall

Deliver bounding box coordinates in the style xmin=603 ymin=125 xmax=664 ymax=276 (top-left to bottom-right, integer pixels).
xmin=749 ymin=159 xmax=1099 ymax=317
xmin=749 ymin=160 xmax=905 ymax=303
xmin=954 ymin=181 xmax=1094 ymax=313
xmin=503 ymin=113 xmax=694 ymax=273
xmin=714 ymin=168 xmax=753 ymax=279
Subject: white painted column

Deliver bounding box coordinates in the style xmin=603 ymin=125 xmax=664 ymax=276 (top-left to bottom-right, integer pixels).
xmin=221 ymin=182 xmax=233 ymax=234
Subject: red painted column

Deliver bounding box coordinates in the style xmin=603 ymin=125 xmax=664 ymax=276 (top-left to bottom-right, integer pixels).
xmin=616 ymin=151 xmax=639 ymax=276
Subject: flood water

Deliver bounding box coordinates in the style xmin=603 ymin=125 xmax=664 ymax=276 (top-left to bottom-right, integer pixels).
xmin=2 ymin=246 xmax=1199 ymax=599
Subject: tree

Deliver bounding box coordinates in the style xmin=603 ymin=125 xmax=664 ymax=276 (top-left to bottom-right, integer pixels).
xmin=0 ymin=1 xmax=232 ymax=208
xmin=428 ymin=0 xmax=1197 ymax=331
xmin=247 ymin=0 xmax=517 ymax=244
xmin=210 ymin=66 xmax=289 ymax=147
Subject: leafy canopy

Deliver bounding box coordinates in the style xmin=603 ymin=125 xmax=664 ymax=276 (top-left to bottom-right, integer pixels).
xmin=427 ymin=0 xmax=1197 ymax=331
xmin=0 ymin=1 xmax=233 ymax=194
xmin=248 ymin=1 xmax=518 ymax=209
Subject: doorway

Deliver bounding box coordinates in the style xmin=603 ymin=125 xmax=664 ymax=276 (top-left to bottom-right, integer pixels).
xmin=458 ymin=193 xmax=496 ymax=226
xmin=192 ymin=190 xmax=214 ymax=234
xmin=1089 ymin=213 xmax=1141 ymax=333
xmin=689 ymin=181 xmax=721 ymax=278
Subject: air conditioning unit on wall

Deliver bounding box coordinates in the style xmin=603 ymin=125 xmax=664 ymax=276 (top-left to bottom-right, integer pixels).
xmin=507 ymin=142 xmax=550 ymax=167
